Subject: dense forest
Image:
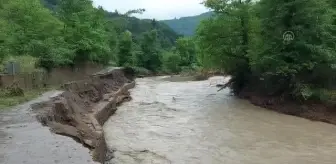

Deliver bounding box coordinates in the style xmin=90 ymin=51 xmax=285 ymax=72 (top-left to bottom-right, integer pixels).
xmin=0 ymin=0 xmax=195 ymax=74
xmin=1 ymin=0 xmax=336 ymax=106
xmin=196 ymin=0 xmax=336 ymax=104
xmin=162 ymin=12 xmax=213 ymax=36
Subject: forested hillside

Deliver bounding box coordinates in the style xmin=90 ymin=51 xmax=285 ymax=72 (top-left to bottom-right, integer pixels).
xmin=0 ymin=0 xmax=196 ymax=75
xmin=106 ymin=13 xmax=181 ymax=49
xmin=162 ymin=12 xmax=213 ymax=36
xmin=42 ymin=0 xmax=180 ymax=49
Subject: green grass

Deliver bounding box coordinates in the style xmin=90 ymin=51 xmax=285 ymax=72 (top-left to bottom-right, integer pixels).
xmin=0 ymin=87 xmax=54 ymax=110
xmin=0 ymin=55 xmax=43 ymax=73
xmin=316 ymin=89 xmax=336 ymax=104
xmin=0 ymin=55 xmax=56 ymax=110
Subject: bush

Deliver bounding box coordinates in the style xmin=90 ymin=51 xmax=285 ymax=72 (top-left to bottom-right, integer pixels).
xmin=1 ymin=56 xmax=41 ymax=73
xmin=162 ymin=51 xmax=181 ymax=73
xmin=311 ymin=88 xmax=336 ymax=104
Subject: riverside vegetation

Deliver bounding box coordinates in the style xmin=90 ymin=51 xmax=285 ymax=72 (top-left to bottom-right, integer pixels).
xmin=1 ymin=0 xmax=336 ymax=123
xmin=196 ymin=0 xmax=336 ymax=123
xmin=0 ymin=0 xmax=199 ymax=108
xmin=0 ymin=0 xmax=198 ymax=75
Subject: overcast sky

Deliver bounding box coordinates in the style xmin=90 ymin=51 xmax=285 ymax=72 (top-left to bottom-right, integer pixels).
xmin=92 ymin=0 xmax=209 ymax=20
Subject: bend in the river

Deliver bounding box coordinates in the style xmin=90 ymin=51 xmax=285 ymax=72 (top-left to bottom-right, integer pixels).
xmin=104 ymin=76 xmax=336 ymax=164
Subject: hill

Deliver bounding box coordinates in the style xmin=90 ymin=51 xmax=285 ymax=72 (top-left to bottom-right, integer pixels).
xmin=106 ymin=12 xmax=181 ymax=49
xmin=162 ymin=12 xmax=213 ymax=36
xmin=42 ymin=0 xmax=180 ymax=49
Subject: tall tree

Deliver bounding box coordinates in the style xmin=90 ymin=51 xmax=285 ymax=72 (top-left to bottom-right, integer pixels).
xmin=162 ymin=51 xmax=181 ymax=73
xmin=118 ymin=31 xmax=133 ymax=66
xmin=257 ymin=0 xmax=336 ymax=98
xmin=0 ymin=0 xmax=70 ymax=70
xmin=197 ymin=0 xmax=254 ymax=93
xmin=137 ymin=30 xmax=162 ymax=72
xmin=175 ymin=37 xmax=196 ymax=67
xmin=57 ymin=0 xmax=112 ymax=65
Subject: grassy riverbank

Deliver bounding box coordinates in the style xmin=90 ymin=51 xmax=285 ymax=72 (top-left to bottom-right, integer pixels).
xmin=0 ymin=87 xmax=55 ymax=110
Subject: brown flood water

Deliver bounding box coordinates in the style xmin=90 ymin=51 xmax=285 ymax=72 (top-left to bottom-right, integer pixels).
xmin=104 ymin=76 xmax=336 ymax=164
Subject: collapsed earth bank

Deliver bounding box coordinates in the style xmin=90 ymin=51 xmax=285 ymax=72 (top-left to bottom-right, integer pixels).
xmin=31 ymin=67 xmax=136 ymax=163
xmin=216 ymin=77 xmax=336 ymax=125
xmin=238 ymin=88 xmax=336 ymax=125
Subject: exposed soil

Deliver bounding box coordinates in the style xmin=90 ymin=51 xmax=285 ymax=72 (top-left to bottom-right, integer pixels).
xmin=238 ymin=89 xmax=336 ymax=125
xmin=31 ymin=67 xmax=136 ymax=163
xmin=0 ymin=90 xmax=100 ymax=164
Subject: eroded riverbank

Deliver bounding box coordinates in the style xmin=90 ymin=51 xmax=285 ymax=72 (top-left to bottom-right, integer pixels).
xmin=1 ymin=67 xmax=136 ymax=164
xmin=0 ymin=91 xmax=100 ymax=164
xmin=31 ymin=68 xmax=136 ymax=163
xmin=104 ymin=76 xmax=336 ymax=164
xmin=238 ymin=90 xmax=336 ymax=125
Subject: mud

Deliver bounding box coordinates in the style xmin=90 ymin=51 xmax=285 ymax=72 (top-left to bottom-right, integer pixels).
xmin=238 ymin=89 xmax=336 ymax=125
xmin=31 ymin=67 xmax=136 ymax=163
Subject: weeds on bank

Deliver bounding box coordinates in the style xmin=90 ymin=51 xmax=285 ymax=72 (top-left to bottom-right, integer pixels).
xmin=0 ymin=87 xmax=54 ymax=110
xmin=314 ymin=89 xmax=336 ymax=105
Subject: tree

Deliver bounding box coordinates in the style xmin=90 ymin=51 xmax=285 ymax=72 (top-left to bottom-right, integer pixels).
xmin=57 ymin=0 xmax=112 ymax=65
xmin=327 ymin=0 xmax=336 ymax=40
xmin=137 ymin=30 xmax=162 ymax=72
xmin=197 ymin=0 xmax=254 ymax=93
xmin=0 ymin=16 xmax=9 ymax=62
xmin=256 ymin=0 xmax=336 ymax=98
xmin=162 ymin=51 xmax=181 ymax=73
xmin=0 ymin=0 xmax=71 ymax=71
xmin=197 ymin=0 xmax=336 ymax=101
xmin=118 ymin=31 xmax=133 ymax=66
xmin=175 ymin=37 xmax=196 ymax=67
xmin=0 ymin=0 xmax=180 ymax=73
xmin=125 ymin=8 xmax=146 ymax=16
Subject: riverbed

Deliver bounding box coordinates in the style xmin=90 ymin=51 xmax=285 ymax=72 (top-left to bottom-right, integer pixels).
xmin=104 ymin=76 xmax=336 ymax=164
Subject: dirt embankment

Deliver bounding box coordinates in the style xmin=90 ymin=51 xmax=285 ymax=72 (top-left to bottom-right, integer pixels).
xmin=238 ymin=89 xmax=336 ymax=125
xmin=31 ymin=67 xmax=136 ymax=163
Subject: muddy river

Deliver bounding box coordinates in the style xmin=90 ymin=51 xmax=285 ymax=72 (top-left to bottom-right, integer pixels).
xmin=104 ymin=76 xmax=336 ymax=164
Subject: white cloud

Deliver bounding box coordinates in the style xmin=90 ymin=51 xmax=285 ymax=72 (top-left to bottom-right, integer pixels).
xmin=92 ymin=0 xmax=209 ymax=20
